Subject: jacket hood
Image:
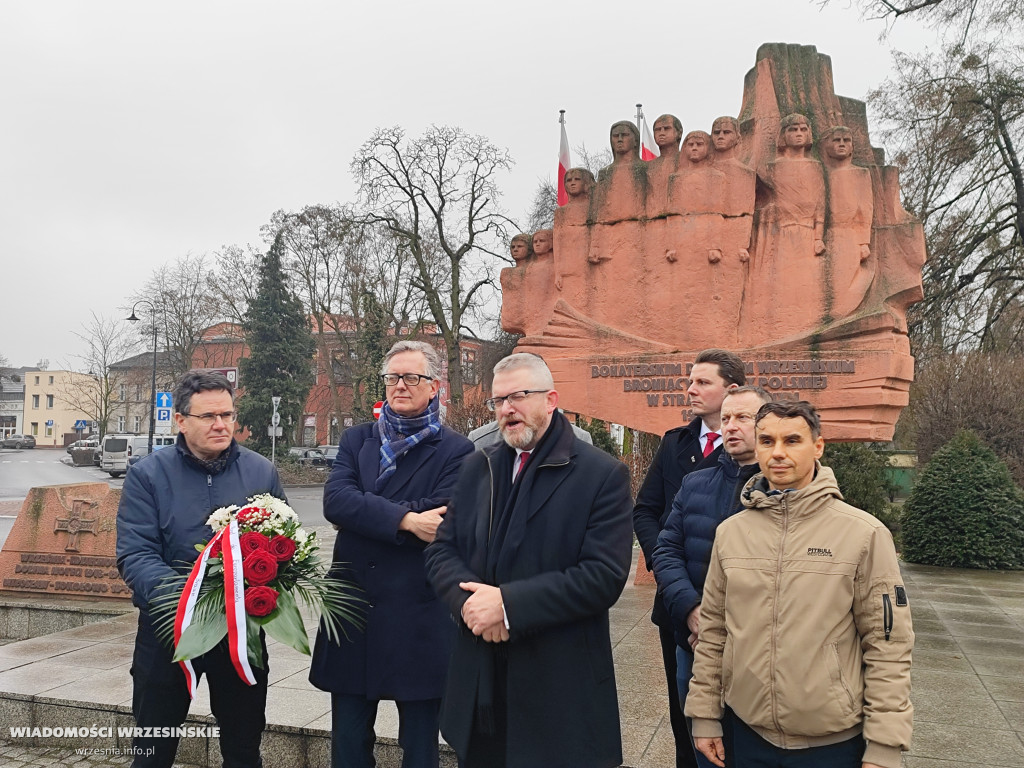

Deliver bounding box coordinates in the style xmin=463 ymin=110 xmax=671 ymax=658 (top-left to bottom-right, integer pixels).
xmin=741 ymin=461 xmax=844 ymax=516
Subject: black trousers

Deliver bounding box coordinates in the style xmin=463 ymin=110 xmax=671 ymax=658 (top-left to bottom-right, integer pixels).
xmin=659 ymin=622 xmax=700 ymax=768
xmin=129 ymin=612 xmax=269 ymax=768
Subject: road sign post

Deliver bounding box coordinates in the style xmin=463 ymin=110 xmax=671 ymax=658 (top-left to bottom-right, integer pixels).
xmin=271 ymin=396 xmax=282 ymax=464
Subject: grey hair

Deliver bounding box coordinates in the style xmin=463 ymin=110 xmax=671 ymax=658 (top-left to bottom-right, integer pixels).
xmin=381 ymin=341 xmax=443 ymax=380
xmin=493 ymin=353 xmax=555 ymax=389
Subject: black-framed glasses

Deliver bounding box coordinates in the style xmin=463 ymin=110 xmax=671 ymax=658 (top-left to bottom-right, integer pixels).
xmin=484 ymin=390 xmax=549 ymax=412
xmin=183 ymin=411 xmax=237 ymax=425
xmin=381 ymin=373 xmax=434 ymax=387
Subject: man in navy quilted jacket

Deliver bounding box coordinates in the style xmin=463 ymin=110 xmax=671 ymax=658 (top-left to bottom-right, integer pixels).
xmin=651 ymin=385 xmax=771 ymax=768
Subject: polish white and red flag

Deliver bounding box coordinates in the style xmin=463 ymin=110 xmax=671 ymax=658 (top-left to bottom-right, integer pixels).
xmin=557 ymin=116 xmax=571 ymax=207
xmin=641 ymin=116 xmax=660 ymax=161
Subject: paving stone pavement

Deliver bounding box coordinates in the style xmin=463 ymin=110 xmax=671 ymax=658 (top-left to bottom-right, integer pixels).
xmin=1 ymin=537 xmax=1022 ymax=766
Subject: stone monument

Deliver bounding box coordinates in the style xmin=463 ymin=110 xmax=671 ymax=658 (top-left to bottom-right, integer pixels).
xmin=0 ymin=483 xmax=131 ymax=600
xmin=502 ymin=43 xmax=926 ymax=440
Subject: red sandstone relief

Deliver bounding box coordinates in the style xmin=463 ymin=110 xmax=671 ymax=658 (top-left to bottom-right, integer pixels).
xmin=501 ymin=44 xmax=927 ymax=440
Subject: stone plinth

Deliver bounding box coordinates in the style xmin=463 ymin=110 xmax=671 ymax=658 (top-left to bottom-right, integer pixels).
xmin=0 ymin=484 xmax=131 ymax=601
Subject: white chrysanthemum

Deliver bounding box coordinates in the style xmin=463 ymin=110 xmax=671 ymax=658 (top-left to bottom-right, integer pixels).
xmin=206 ymin=505 xmax=238 ymax=531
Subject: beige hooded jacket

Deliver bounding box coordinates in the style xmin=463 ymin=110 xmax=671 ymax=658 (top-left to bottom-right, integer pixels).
xmin=686 ymin=464 xmax=913 ymax=768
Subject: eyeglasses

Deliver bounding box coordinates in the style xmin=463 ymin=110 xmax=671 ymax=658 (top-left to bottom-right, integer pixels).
xmin=381 ymin=373 xmax=434 ymax=387
xmin=183 ymin=411 xmax=237 ymax=425
xmin=484 ymin=390 xmax=549 ymax=412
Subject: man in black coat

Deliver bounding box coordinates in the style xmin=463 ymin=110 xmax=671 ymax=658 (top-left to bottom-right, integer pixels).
xmin=309 ymin=341 xmax=473 ymax=768
xmin=426 ymin=353 xmax=633 ymax=768
xmin=632 ymin=348 xmax=746 ymax=768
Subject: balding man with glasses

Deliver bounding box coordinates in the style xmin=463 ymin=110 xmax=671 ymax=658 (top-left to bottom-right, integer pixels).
xmin=117 ymin=370 xmax=285 ymax=767
xmin=310 ymin=340 xmax=473 ymax=768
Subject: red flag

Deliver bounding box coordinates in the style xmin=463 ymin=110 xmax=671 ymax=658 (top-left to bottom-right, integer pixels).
xmin=641 ymin=116 xmax=660 ymax=162
xmin=557 ymin=117 xmax=571 ymax=206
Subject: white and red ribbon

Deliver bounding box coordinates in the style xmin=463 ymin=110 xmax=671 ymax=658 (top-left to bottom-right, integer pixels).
xmin=173 ymin=520 xmax=256 ymax=698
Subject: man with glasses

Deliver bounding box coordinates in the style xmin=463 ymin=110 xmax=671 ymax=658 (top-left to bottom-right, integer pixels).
xmin=426 ymin=353 xmax=633 ymax=768
xmin=117 ymin=370 xmax=285 ymax=767
xmin=310 ymin=340 xmax=473 ymax=768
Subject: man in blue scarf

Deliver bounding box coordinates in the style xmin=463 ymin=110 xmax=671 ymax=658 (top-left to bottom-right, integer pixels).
xmin=310 ymin=341 xmax=474 ymax=768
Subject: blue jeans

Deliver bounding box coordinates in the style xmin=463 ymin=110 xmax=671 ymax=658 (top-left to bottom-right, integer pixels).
xmin=676 ymin=645 xmax=719 ymax=768
xmin=330 ymin=693 xmax=440 ymax=768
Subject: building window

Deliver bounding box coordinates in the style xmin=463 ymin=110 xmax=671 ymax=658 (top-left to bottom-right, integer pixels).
xmin=32 ymin=394 xmax=39 ymax=409
xmin=34 ymin=376 xmax=40 ymax=385
xmin=30 ymin=422 xmax=38 ymax=436
xmin=134 ymin=416 xmax=142 ymax=432
xmin=117 ymin=416 xmax=126 ymax=432
xmin=119 ymin=384 xmax=127 ymax=401
xmin=48 ymin=375 xmax=54 ymax=385
xmin=46 ymin=394 xmax=54 ymax=409
xmin=136 ymin=384 xmax=143 ymax=401
xmin=45 ymin=423 xmax=53 ymax=437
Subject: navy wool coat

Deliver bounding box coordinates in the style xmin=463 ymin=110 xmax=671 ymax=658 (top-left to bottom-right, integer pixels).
xmin=426 ymin=415 xmax=634 ymax=768
xmin=308 ymin=421 xmax=473 ymax=700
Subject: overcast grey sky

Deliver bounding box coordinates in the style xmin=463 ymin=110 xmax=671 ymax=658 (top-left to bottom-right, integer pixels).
xmin=1 ymin=1 xmax=932 ymax=369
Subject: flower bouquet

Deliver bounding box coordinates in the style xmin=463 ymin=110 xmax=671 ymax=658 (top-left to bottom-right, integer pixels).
xmin=150 ymin=494 xmax=362 ymax=696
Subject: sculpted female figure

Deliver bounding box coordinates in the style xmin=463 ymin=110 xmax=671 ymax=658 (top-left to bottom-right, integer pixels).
xmin=822 ymin=126 xmax=876 ymax=320
xmin=554 ymin=168 xmax=596 ymax=297
xmin=499 ymin=235 xmax=535 ymax=335
xmin=745 ymin=113 xmax=828 ymax=343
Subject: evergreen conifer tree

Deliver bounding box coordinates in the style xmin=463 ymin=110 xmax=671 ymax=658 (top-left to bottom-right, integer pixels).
xmin=237 ymin=234 xmax=316 ymax=457
xmin=902 ymin=430 xmax=1024 ymax=569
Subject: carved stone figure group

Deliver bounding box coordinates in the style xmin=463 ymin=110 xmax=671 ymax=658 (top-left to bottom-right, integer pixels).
xmin=501 ymin=113 xmax=880 ymax=350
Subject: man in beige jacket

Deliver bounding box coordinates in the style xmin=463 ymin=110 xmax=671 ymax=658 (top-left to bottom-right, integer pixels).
xmin=686 ymin=400 xmax=913 ymax=768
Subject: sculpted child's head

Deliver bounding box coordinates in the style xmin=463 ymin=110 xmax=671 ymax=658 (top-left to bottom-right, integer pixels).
xmin=510 ymin=234 xmax=534 ymax=262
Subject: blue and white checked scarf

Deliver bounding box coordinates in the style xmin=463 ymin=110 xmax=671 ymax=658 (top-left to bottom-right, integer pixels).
xmin=375 ymin=396 xmax=442 ymax=491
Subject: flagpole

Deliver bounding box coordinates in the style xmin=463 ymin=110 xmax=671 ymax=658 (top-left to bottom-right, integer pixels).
xmin=557 ymin=110 xmax=571 ymax=207
xmin=635 ymin=103 xmax=643 ymax=131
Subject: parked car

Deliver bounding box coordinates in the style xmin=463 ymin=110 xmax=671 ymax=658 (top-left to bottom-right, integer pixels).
xmin=318 ymin=445 xmax=339 ymax=468
xmin=67 ymin=438 xmax=100 ymax=454
xmin=2 ymin=434 xmax=35 ymax=449
xmin=287 ymin=447 xmax=327 ymax=467
xmin=101 ymin=434 xmax=175 ymax=477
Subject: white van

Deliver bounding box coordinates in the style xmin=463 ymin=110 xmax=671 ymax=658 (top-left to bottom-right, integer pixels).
xmin=101 ymin=434 xmax=175 ymax=477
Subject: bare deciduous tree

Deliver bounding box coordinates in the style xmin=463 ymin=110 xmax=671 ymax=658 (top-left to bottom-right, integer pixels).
xmin=352 ymin=125 xmax=516 ymax=404
xmin=869 ymin=42 xmax=1024 ymax=356
xmin=58 ymin=312 xmax=142 ymax=437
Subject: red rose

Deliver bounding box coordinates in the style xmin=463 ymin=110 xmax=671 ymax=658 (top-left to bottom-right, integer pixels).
xmin=243 ymin=549 xmax=278 ymax=586
xmin=239 ymin=531 xmax=270 ymax=556
xmin=244 ymin=585 xmax=279 ymax=617
xmin=268 ymin=535 xmax=297 ymax=563
xmin=207 ymin=538 xmax=222 ymax=559
xmin=237 ymin=506 xmax=265 ymax=525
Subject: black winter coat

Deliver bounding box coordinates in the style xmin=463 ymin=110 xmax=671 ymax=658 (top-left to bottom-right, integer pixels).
xmin=425 ymin=414 xmax=634 ymax=768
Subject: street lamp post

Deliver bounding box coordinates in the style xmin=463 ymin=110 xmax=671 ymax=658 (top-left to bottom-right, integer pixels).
xmin=127 ymin=300 xmax=158 ymax=456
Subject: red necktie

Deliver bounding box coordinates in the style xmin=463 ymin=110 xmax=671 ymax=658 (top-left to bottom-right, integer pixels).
xmin=515 ymin=451 xmax=531 ymax=480
xmin=703 ymin=433 xmax=719 ymax=458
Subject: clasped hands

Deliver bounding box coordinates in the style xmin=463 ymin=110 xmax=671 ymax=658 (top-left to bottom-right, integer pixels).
xmin=459 ymin=582 xmax=508 ymax=643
